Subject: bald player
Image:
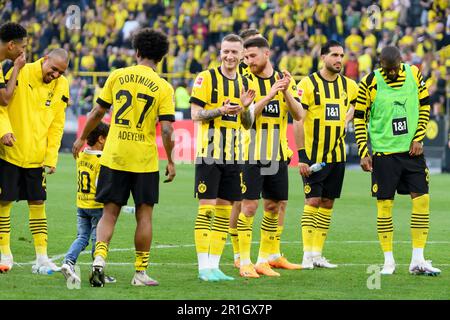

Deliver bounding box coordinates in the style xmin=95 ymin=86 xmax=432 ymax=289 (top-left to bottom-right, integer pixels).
xmin=0 ymin=49 xmax=70 ymax=273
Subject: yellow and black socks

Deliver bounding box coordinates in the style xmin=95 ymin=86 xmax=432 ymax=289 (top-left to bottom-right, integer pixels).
xmin=257 ymin=211 xmax=278 ymax=264
xmin=194 ymin=204 xmax=215 ymax=270
xmin=377 ymin=199 xmax=394 ymax=263
xmin=411 ymin=194 xmax=430 ymax=261
xmin=237 ymin=212 xmax=254 ymax=266
xmin=301 ymin=205 xmax=318 ymax=258
xmin=94 ymin=241 xmax=109 ymax=260
xmin=0 ymin=202 xmax=12 ymax=256
xmin=209 ymin=205 xmax=231 ymax=269
xmin=229 ymin=227 xmax=240 ymax=261
xmin=135 ymin=251 xmax=150 ymax=271
xmin=269 ymin=225 xmax=284 ymax=261
xmin=312 ymin=207 xmax=333 ymax=255
xmin=28 ymin=204 xmax=48 ymax=257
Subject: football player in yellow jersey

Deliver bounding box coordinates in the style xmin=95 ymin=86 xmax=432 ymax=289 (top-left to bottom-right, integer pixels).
xmin=229 ymin=28 xmax=299 ymax=271
xmin=228 ymin=28 xmax=260 ymax=269
xmin=238 ymin=37 xmax=303 ymax=278
xmin=61 ymin=122 xmax=114 ymax=285
xmin=191 ymin=34 xmax=255 ymax=282
xmin=0 ymin=49 xmax=70 ymax=273
xmin=294 ymin=40 xmax=358 ymax=270
xmin=355 ymin=46 xmax=439 ymax=276
xmin=0 ymin=22 xmax=27 ymax=106
xmin=72 ymin=29 xmax=176 ymax=287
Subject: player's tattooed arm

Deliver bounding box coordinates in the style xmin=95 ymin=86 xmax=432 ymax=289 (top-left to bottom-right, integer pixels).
xmin=191 ymin=103 xmax=223 ymax=121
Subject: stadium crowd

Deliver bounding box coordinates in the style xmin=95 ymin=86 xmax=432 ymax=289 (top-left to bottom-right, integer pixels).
xmin=0 ymin=0 xmax=448 ymax=116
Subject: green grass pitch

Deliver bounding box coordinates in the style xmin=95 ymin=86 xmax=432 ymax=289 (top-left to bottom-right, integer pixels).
xmin=0 ymin=153 xmax=448 ymax=300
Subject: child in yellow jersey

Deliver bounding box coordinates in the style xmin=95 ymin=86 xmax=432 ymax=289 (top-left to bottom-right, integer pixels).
xmin=61 ymin=123 xmax=114 ymax=285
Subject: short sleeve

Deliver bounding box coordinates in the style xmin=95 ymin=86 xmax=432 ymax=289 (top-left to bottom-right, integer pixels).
xmin=96 ymin=70 xmax=117 ymax=109
xmin=297 ymin=77 xmax=313 ymax=110
xmin=158 ymin=82 xmax=175 ymax=122
xmin=189 ymin=71 xmax=210 ymax=108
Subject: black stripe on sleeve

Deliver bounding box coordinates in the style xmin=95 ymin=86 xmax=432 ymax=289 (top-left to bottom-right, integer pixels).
xmin=62 ymin=95 xmax=69 ymax=103
xmin=302 ymin=103 xmax=309 ymax=110
xmin=96 ymin=97 xmax=112 ymax=109
xmin=189 ymin=96 xmax=206 ymax=108
xmin=159 ymin=114 xmax=175 ymax=122
xmin=0 ymin=83 xmax=5 ymax=89
xmin=354 ymin=110 xmax=365 ymax=119
xmin=419 ymin=97 xmax=430 ymax=106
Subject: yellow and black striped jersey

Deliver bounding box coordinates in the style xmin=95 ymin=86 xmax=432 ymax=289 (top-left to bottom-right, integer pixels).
xmin=96 ymin=64 xmax=175 ymax=173
xmin=190 ymin=66 xmax=249 ymax=161
xmin=354 ymin=63 xmax=430 ymax=158
xmin=298 ymin=72 xmax=358 ymax=163
xmin=76 ymin=149 xmax=103 ymax=209
xmin=238 ymin=61 xmax=251 ymax=78
xmin=242 ymin=71 xmax=300 ymax=162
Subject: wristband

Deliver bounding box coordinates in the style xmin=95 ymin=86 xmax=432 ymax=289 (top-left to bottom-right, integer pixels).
xmin=298 ymin=148 xmax=308 ymax=162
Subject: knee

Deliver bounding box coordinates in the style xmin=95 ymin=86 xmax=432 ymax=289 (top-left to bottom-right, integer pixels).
xmin=263 ymin=200 xmax=279 ymax=213
xmin=319 ymin=198 xmax=334 ymax=209
xmin=242 ymin=200 xmax=258 ymax=216
xmin=305 ymin=197 xmax=320 ymax=208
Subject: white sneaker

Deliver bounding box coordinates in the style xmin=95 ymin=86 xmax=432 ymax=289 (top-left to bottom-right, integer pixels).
xmin=32 ymin=258 xmax=61 ymax=274
xmin=131 ymin=271 xmax=159 ymax=286
xmin=381 ymin=262 xmax=396 ymax=275
xmin=301 ymin=256 xmax=314 ymax=269
xmin=409 ymin=260 xmax=441 ymax=276
xmin=61 ymin=263 xmax=81 ymax=284
xmin=0 ymin=254 xmax=13 ymax=273
xmin=312 ymin=256 xmax=338 ymax=268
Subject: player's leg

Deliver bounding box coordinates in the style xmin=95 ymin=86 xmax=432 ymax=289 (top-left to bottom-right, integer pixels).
xmin=372 ymin=154 xmax=400 ymax=275
xmin=266 ymin=161 xmax=301 ymax=269
xmin=209 ymin=197 xmax=234 ymax=280
xmin=254 ymin=199 xmax=280 ymax=277
xmin=25 ymin=167 xmax=60 ymax=273
xmin=208 ymin=164 xmax=242 ymax=281
xmin=194 ymin=161 xmax=220 ymax=281
xmin=310 ymin=163 xmax=346 ymax=268
xmin=268 ymin=200 xmax=301 ymax=270
xmin=229 ymin=201 xmax=241 ymax=268
xmin=129 ymin=170 xmax=161 ymax=286
xmin=0 ymin=160 xmax=19 ymax=272
xmin=91 ymin=166 xmax=129 ymax=287
xmin=238 ymin=163 xmax=262 ymax=278
xmin=0 ymin=201 xmax=13 ymax=273
xmin=403 ymin=155 xmax=440 ymax=275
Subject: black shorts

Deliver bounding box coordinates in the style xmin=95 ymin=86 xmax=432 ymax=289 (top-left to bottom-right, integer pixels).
xmin=301 ymin=162 xmax=345 ymax=199
xmin=95 ymin=165 xmax=159 ymax=206
xmin=0 ymin=159 xmax=46 ymax=201
xmin=194 ymin=159 xmax=242 ymax=201
xmin=242 ymin=161 xmax=288 ymax=201
xmin=371 ymin=153 xmax=429 ymax=199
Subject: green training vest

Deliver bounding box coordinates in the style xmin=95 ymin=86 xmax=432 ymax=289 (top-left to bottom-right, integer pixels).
xmin=369 ymin=64 xmax=419 ymax=153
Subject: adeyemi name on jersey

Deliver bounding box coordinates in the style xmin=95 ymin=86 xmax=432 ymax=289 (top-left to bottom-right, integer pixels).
xmin=118 ymin=74 xmax=159 ymax=92
xmin=118 ymin=130 xmax=145 ymax=142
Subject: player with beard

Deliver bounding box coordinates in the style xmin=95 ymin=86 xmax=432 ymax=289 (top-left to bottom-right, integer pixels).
xmin=238 ymin=37 xmax=303 ymax=278
xmin=293 ymin=40 xmax=358 ymax=270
